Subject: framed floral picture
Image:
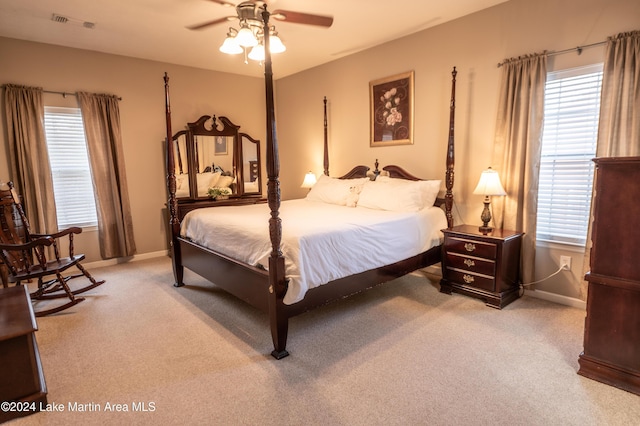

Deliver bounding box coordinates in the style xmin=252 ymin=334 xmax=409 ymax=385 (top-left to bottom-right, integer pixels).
xmin=370 ymin=71 xmax=414 ymax=147
xmin=214 ymin=136 xmax=228 ymax=155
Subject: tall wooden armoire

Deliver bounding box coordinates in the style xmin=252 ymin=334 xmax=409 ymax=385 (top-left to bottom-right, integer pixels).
xmin=578 ymin=156 xmax=640 ymax=395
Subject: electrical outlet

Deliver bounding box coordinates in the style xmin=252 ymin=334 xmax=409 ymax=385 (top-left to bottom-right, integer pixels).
xmin=560 ymin=255 xmax=572 ymax=271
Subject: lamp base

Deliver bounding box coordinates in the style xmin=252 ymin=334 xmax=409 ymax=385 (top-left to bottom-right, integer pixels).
xmin=479 ymin=198 xmax=493 ymax=234
xmin=478 ymin=225 xmax=493 ymax=234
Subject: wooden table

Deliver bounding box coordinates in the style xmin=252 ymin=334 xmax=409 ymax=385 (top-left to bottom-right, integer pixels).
xmin=0 ymin=285 xmax=47 ymax=423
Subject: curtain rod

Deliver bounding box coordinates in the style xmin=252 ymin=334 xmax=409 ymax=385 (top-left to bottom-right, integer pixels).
xmin=497 ymin=40 xmax=607 ymax=67
xmin=1 ymin=85 xmax=122 ymax=100
xmin=44 ymin=89 xmax=122 ymax=101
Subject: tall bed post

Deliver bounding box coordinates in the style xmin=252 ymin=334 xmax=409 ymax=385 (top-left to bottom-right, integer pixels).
xmin=323 ymin=96 xmax=329 ymax=176
xmin=164 ymin=73 xmax=184 ymax=287
xmin=262 ymin=6 xmax=289 ymax=360
xmin=445 ymin=67 xmax=456 ymax=229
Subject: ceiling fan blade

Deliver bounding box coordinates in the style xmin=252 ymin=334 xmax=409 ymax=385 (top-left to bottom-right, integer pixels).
xmin=206 ymin=0 xmax=237 ymax=7
xmin=271 ymin=10 xmax=333 ymax=27
xmin=205 ymin=0 xmax=274 ymax=7
xmin=187 ymin=16 xmax=235 ymax=30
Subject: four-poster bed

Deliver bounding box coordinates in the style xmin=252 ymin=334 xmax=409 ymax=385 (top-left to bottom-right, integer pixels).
xmin=163 ymin=6 xmax=456 ymax=359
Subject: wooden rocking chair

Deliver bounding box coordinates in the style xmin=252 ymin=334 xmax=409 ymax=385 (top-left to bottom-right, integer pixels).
xmin=0 ymin=182 xmax=105 ymax=316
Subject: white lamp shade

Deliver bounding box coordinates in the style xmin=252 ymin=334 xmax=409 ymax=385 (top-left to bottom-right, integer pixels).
xmin=219 ymin=36 xmax=243 ymax=54
xmin=248 ymin=44 xmax=265 ymax=61
xmin=301 ymin=172 xmax=317 ymax=189
xmin=473 ymin=168 xmax=506 ymax=196
xmin=269 ymin=34 xmax=286 ymax=53
xmin=235 ymin=26 xmax=258 ymax=47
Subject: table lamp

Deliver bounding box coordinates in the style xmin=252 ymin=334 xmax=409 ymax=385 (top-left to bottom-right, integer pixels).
xmin=300 ymin=171 xmax=317 ymax=191
xmin=472 ymin=167 xmax=506 ymax=233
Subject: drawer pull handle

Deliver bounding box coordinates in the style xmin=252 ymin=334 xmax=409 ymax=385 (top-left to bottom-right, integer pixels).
xmin=464 ymin=259 xmax=475 ymax=268
xmin=463 ymin=274 xmax=475 ymax=284
xmin=464 ymin=243 xmax=476 ymax=252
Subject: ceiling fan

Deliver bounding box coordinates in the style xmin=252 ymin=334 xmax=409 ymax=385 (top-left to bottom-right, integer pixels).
xmin=187 ymin=1 xmax=333 ymax=62
xmin=187 ymin=0 xmax=334 ymax=32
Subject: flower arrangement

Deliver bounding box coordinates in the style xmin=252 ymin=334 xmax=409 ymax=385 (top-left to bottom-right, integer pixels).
xmin=207 ymin=187 xmax=232 ymax=200
xmin=381 ymin=87 xmax=403 ymax=127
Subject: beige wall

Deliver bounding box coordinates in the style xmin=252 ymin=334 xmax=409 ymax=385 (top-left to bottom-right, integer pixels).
xmin=274 ymin=0 xmax=640 ymax=301
xmin=0 ymin=37 xmax=265 ymax=262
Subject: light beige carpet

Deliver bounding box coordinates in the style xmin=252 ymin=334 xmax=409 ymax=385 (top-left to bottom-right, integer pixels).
xmin=8 ymin=256 xmax=640 ymax=425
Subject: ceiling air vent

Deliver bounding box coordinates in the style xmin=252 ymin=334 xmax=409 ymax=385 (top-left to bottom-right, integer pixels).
xmin=51 ymin=13 xmax=69 ymax=24
xmin=51 ymin=13 xmax=95 ymax=29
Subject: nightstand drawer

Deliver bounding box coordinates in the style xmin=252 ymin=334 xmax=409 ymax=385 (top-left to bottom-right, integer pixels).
xmin=446 ymin=269 xmax=495 ymax=292
xmin=445 ymin=237 xmax=497 ymax=259
xmin=445 ymin=252 xmax=495 ymax=276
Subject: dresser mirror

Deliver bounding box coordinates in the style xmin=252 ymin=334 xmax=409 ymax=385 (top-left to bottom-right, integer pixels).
xmin=170 ymin=115 xmax=262 ymax=200
xmin=239 ymin=133 xmax=261 ymax=195
xmin=172 ymin=130 xmax=190 ymax=198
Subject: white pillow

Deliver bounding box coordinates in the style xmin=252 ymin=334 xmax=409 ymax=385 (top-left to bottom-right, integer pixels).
xmin=358 ymin=178 xmax=442 ymax=212
xmin=306 ymin=174 xmax=369 ymax=206
xmin=216 ymin=175 xmax=234 ymax=188
xmin=209 ymin=171 xmax=222 ymax=187
xmin=196 ymin=172 xmax=221 ymax=197
xmin=420 ymin=180 xmax=441 ymax=207
xmin=376 ymin=176 xmax=441 ymax=207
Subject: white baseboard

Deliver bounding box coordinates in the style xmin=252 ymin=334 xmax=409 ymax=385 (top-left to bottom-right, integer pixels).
xmin=524 ymin=289 xmax=586 ymax=310
xmin=419 ymin=265 xmax=586 ymax=310
xmin=84 ymin=250 xmax=169 ymax=270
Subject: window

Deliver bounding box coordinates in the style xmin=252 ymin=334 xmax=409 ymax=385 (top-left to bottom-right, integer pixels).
xmin=536 ymin=64 xmax=603 ymax=246
xmin=44 ymin=106 xmax=98 ymax=228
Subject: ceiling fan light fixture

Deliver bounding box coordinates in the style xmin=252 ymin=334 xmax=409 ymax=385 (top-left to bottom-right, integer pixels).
xmin=205 ymin=3 xmax=332 ymax=65
xmin=219 ymin=28 xmax=243 ymax=54
xmin=248 ymin=43 xmax=265 ymax=61
xmin=269 ymin=32 xmax=286 ymax=54
xmin=219 ymin=37 xmax=243 ymax=54
xmin=235 ymin=25 xmax=258 ymax=47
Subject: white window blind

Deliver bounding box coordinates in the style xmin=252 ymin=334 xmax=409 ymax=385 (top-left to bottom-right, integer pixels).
xmin=44 ymin=106 xmax=98 ymax=228
xmin=536 ymin=65 xmax=603 ymax=246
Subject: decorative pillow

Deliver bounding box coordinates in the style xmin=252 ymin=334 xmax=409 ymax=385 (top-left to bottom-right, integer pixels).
xmin=195 ymin=172 xmax=220 ymax=190
xmin=195 ymin=172 xmax=222 ymax=197
xmin=358 ymin=178 xmax=442 ymax=212
xmin=306 ymin=174 xmax=369 ymax=206
xmin=216 ymin=175 xmax=234 ymax=188
xmin=196 ymin=173 xmax=211 ymax=196
xmin=209 ymin=171 xmax=222 ymax=187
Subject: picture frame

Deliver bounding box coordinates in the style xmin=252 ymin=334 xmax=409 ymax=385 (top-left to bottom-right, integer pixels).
xmin=369 ymin=71 xmax=414 ymax=147
xmin=214 ymin=136 xmax=228 ymax=155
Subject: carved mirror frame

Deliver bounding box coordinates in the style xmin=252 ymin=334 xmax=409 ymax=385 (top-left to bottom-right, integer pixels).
xmin=171 ymin=115 xmax=262 ymax=200
xmin=238 ymin=132 xmax=262 ymax=196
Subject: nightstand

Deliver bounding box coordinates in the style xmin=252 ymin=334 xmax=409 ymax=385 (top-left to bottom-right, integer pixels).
xmin=440 ymin=224 xmax=523 ymax=309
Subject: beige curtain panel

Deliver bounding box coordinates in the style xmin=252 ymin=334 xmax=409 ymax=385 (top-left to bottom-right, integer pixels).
xmin=597 ymin=30 xmax=640 ymax=157
xmin=2 ymin=84 xmax=59 ymax=235
xmin=491 ymin=53 xmax=547 ymax=285
xmin=581 ymin=30 xmax=640 ymax=298
xmin=77 ymin=92 xmax=136 ymax=259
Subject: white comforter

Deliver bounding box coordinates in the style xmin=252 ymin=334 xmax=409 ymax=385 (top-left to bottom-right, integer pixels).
xmin=180 ymin=199 xmax=447 ymax=305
